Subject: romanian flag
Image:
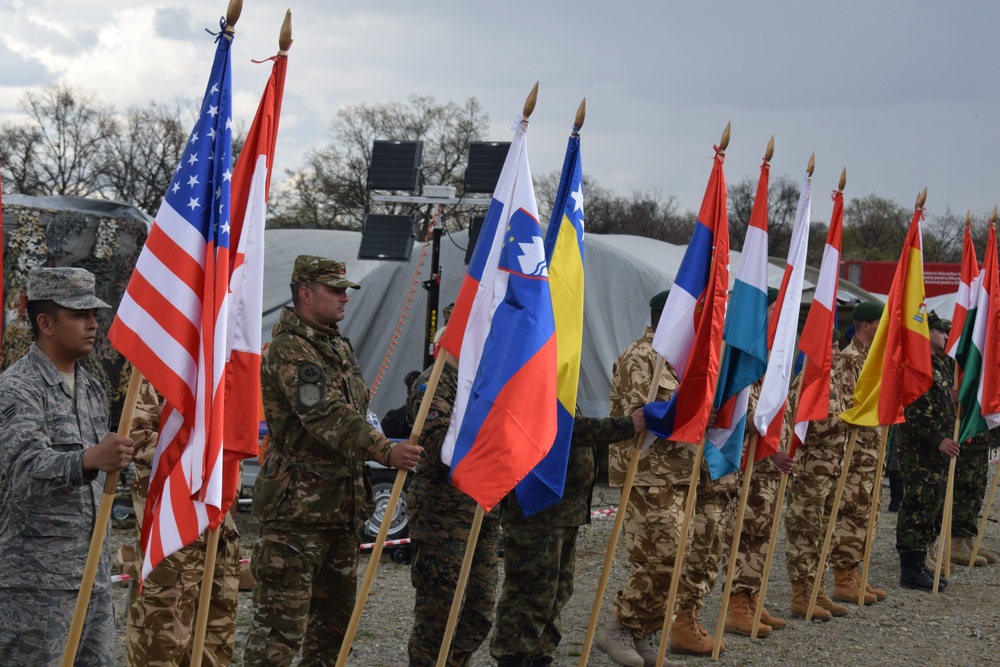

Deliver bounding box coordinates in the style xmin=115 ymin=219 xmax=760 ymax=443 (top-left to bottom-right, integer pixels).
xmin=840 ymin=205 xmax=932 ymax=426
xmin=514 ymin=127 xmax=585 ymax=516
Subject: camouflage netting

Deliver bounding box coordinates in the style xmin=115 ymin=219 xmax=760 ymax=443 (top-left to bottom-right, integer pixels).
xmin=1 ymin=195 xmax=151 ymax=425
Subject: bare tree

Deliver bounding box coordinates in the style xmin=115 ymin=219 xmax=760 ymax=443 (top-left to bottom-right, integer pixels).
xmin=842 ymin=194 xmax=910 ymax=261
xmin=728 ymin=173 xmax=801 ymax=259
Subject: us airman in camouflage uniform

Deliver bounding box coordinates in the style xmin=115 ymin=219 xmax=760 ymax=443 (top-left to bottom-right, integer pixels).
xmin=405 ymin=355 xmax=501 ymax=667
xmin=492 ymin=405 xmax=642 ymax=667
xmin=0 ymin=267 xmax=134 ymax=666
xmin=125 ymin=380 xmax=241 ymax=667
xmin=243 ymin=256 xmax=422 ymax=667
xmin=896 ymin=312 xmax=955 ymax=590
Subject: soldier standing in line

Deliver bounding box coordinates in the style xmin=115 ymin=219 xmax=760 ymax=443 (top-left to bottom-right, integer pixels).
xmin=897 ymin=311 xmax=957 ymax=590
xmin=949 ymin=427 xmax=1000 ymax=567
xmin=125 ymin=379 xmax=241 ymax=667
xmin=0 ymin=267 xmax=134 ymax=666
xmin=829 ymin=302 xmax=888 ymax=606
xmin=491 ymin=405 xmax=646 ymax=667
xmin=243 ymin=256 xmax=422 ymax=667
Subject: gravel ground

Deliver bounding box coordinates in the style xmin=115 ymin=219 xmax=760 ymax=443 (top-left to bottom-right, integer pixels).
xmin=109 ymin=477 xmax=1000 ymax=666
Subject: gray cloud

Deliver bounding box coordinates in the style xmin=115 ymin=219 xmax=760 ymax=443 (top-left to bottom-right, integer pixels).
xmin=0 ymin=42 xmax=52 ymax=86
xmin=153 ymin=7 xmax=194 ymax=41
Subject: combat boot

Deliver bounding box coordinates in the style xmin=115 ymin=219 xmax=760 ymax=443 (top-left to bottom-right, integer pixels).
xmin=496 ymin=659 xmax=527 ymax=667
xmin=595 ymin=616 xmax=644 ymax=667
xmin=633 ymin=633 xmax=684 ymax=667
xmin=750 ymin=592 xmax=786 ymax=630
xmin=815 ymin=587 xmax=849 ymax=617
xmin=669 ymin=606 xmax=724 ymax=655
xmin=951 ymin=537 xmax=987 ymax=567
xmin=790 ymin=579 xmax=832 ymax=621
xmin=866 ymin=580 xmax=888 ymax=601
xmin=832 ymin=567 xmax=876 ymax=605
xmin=724 ymin=591 xmax=771 ymax=637
xmin=925 ymin=541 xmax=938 ymax=570
xmin=977 ymin=544 xmax=999 ymax=565
xmin=900 ymin=551 xmax=948 ymax=591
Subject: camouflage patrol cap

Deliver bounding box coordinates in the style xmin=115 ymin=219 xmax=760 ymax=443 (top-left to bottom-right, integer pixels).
xmin=927 ymin=310 xmax=950 ymax=332
xmin=26 ymin=267 xmax=111 ymax=310
xmin=442 ymin=302 xmax=455 ymax=324
xmin=851 ymin=301 xmax=884 ymax=322
xmin=292 ymin=255 xmax=360 ymax=290
xmin=649 ymin=290 xmax=670 ymax=312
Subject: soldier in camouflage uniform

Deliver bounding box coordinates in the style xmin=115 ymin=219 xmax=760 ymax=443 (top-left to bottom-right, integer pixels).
xmin=404 ymin=345 xmax=501 ymax=667
xmin=950 ymin=427 xmax=1000 ymax=565
xmin=125 ymin=380 xmax=241 ymax=667
xmin=0 ymin=267 xmax=134 ymax=666
xmin=243 ymin=256 xmax=422 ymax=667
xmin=491 ymin=405 xmax=645 ymax=667
xmin=896 ymin=312 xmax=956 ymax=590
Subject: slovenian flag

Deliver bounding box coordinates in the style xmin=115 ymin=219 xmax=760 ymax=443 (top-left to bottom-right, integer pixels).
xmin=438 ymin=120 xmax=557 ymax=512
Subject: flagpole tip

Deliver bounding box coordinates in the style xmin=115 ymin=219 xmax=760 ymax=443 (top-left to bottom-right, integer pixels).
xmin=990 ymin=206 xmax=997 ymax=227
xmin=966 ymin=210 xmax=973 ymax=227
xmin=225 ymin=0 xmax=243 ymax=31
xmin=574 ymin=98 xmax=586 ymax=132
xmin=718 ymin=121 xmax=731 ymax=155
xmin=523 ymin=82 xmax=539 ymax=121
xmin=278 ymin=9 xmax=292 ymax=54
xmin=916 ymin=187 xmax=927 ymax=209
xmin=764 ymin=135 xmax=774 ymax=163
xmin=838 ymin=167 xmax=847 ymax=192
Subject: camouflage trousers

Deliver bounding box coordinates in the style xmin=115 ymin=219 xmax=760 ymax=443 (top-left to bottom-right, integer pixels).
xmin=0 ymin=587 xmax=113 ymax=667
xmin=491 ymin=522 xmax=579 ymax=661
xmin=243 ymin=525 xmax=359 ymax=667
xmin=725 ymin=469 xmax=782 ymax=595
xmin=896 ymin=442 xmax=947 ymax=554
xmin=953 ymin=447 xmax=989 ymax=538
xmin=408 ymin=514 xmax=500 ymax=667
xmin=831 ymin=467 xmax=879 ymax=569
xmin=677 ymin=490 xmax=734 ymax=610
xmin=125 ymin=535 xmax=241 ymax=667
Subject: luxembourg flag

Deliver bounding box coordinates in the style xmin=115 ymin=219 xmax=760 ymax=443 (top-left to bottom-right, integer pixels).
xmin=438 ymin=120 xmax=557 ymax=512
xmin=645 ymin=144 xmax=729 ymax=445
xmin=754 ymin=172 xmax=811 ymax=457
xmin=704 ymin=157 xmax=770 ymax=478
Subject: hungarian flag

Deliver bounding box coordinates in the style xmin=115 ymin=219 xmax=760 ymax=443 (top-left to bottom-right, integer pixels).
xmin=947 ymin=218 xmax=980 ymax=363
xmin=840 ymin=206 xmax=932 ymax=426
xmin=790 ymin=187 xmax=844 ymax=455
xmin=110 ymin=25 xmax=236 ymax=579
xmin=957 ymin=222 xmax=1000 ymax=441
xmin=438 ymin=119 xmax=557 ymax=513
xmin=644 ymin=144 xmax=729 ymax=445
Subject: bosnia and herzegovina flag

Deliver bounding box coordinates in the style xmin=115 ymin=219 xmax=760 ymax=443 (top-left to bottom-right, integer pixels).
xmin=840 ymin=204 xmax=931 ymax=427
xmin=645 ymin=145 xmax=729 ymax=445
xmin=438 ymin=120 xmax=557 ymax=513
xmin=704 ymin=157 xmax=770 ymax=478
xmin=514 ymin=128 xmax=585 ymax=516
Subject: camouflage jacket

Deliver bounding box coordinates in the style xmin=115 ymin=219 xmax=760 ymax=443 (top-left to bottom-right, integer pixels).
xmin=253 ymin=307 xmax=393 ymax=530
xmin=608 ymin=327 xmax=730 ymax=491
xmin=899 ymin=353 xmax=955 ymax=457
xmin=834 ymin=337 xmax=882 ymax=470
xmin=503 ymin=407 xmax=635 ymax=528
xmin=0 ymin=343 xmax=111 ymax=591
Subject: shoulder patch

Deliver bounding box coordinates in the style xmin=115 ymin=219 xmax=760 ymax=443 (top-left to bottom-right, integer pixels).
xmin=0 ymin=404 xmax=14 ymax=426
xmin=298 ymin=363 xmax=322 ymax=383
xmin=426 ymin=409 xmax=441 ymax=421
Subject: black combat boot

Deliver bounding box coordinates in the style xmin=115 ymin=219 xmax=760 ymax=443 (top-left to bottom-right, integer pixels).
xmin=888 ymin=470 xmax=903 ymax=512
xmin=496 ymin=658 xmax=527 ymax=667
xmin=899 ymin=551 xmax=948 ymax=591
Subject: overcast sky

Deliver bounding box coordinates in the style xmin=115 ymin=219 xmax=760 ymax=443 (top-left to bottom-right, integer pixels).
xmin=2 ymin=0 xmax=998 ymax=223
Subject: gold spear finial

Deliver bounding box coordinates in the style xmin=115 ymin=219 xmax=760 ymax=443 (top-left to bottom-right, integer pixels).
xmin=966 ymin=210 xmax=973 ymax=228
xmin=717 ymin=121 xmax=731 ymax=156
xmin=574 ymin=98 xmax=586 ymax=131
xmin=806 ymin=152 xmax=815 ymax=178
xmin=764 ymin=135 xmax=774 ymax=164
xmin=225 ymin=0 xmax=243 ymax=32
xmin=991 ymin=206 xmax=998 ymax=227
xmin=838 ymin=167 xmax=847 ymax=192
xmin=523 ymin=82 xmax=539 ymax=121
xmin=278 ymin=10 xmax=292 ymax=54
xmin=916 ymin=187 xmax=928 ymax=209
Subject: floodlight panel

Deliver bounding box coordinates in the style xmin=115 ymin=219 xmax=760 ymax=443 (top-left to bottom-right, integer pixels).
xmin=367 ymin=140 xmax=423 ymax=191
xmin=358 ymin=214 xmax=417 ymax=261
xmin=464 ymin=141 xmax=510 ymax=194
xmin=465 ymin=215 xmax=487 ymax=265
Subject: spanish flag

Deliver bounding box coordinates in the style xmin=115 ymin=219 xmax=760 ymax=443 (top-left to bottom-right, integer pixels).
xmin=840 ymin=204 xmax=932 ymax=426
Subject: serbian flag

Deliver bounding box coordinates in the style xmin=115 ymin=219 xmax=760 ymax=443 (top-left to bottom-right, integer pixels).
xmin=110 ymin=25 xmax=235 ymax=578
xmin=514 ymin=126 xmax=584 ymax=516
xmin=840 ymin=205 xmax=932 ymax=426
xmin=753 ymin=173 xmax=812 ymax=456
xmin=791 ymin=187 xmax=844 ymax=455
xmin=704 ymin=157 xmax=769 ymax=478
xmin=947 ymin=218 xmax=980 ymax=363
xmin=957 ymin=222 xmax=1000 ymax=441
xmin=438 ymin=119 xmax=557 ymax=512
xmin=644 ymin=145 xmax=729 ymax=445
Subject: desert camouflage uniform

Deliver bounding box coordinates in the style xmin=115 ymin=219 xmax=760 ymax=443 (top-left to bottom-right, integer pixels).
xmin=243 ymin=306 xmax=394 ymax=667
xmin=676 ymin=469 xmax=737 ymax=610
xmin=952 ymin=430 xmax=998 ymax=538
xmin=0 ymin=343 xmax=114 ymax=666
xmin=405 ymin=362 xmax=500 ymax=667
xmin=492 ymin=407 xmax=634 ymax=662
xmin=896 ymin=353 xmax=953 ymax=554
xmin=126 ymin=380 xmax=241 ymax=667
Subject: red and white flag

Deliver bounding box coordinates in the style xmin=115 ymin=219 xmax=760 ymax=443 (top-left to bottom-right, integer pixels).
xmin=947 ymin=218 xmax=980 ymax=362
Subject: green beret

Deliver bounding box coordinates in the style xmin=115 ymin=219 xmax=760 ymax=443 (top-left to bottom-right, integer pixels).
xmin=767 ymin=286 xmax=779 ymax=305
xmin=832 ymin=328 xmax=841 ymax=342
xmin=292 ymin=255 xmax=360 ymax=290
xmin=927 ymin=310 xmax=950 ymax=332
xmin=649 ymin=290 xmax=670 ymax=312
xmin=852 ymin=301 xmax=884 ymax=323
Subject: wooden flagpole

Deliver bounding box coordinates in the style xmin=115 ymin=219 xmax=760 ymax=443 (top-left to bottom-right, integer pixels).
xmin=578 ymin=355 xmax=666 ymax=666
xmin=805 ymin=426 xmax=857 ymax=620
xmin=435 ymin=504 xmax=485 ymax=667
xmin=932 ymin=414 xmax=962 ymax=592
xmin=857 ymin=425 xmax=890 ymax=604
xmin=711 ymin=434 xmax=758 ymax=660
xmin=335 ymin=351 xmax=447 ymax=667
xmin=752 ymin=468 xmax=789 ymax=638
xmin=61 ymin=365 xmax=144 ymax=666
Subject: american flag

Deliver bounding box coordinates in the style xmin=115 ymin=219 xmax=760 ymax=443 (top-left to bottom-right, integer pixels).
xmin=110 ymin=26 xmax=235 ymax=579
